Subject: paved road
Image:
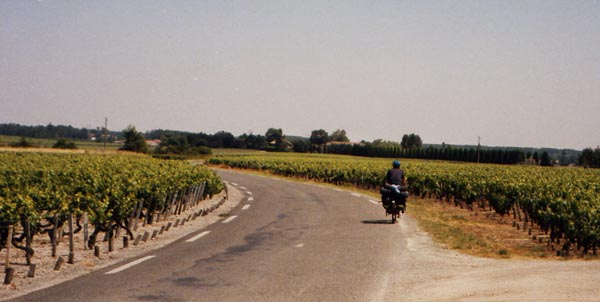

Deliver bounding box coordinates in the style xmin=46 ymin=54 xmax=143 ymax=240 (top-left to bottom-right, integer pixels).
xmin=10 ymin=170 xmax=600 ymax=302
xmin=8 ymin=170 xmax=410 ymax=302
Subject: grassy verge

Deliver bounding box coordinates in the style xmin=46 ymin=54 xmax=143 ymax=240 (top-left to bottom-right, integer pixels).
xmin=407 ymin=198 xmax=554 ymax=259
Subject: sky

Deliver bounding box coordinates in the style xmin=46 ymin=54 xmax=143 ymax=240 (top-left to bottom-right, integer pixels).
xmin=1 ymin=1 xmax=599 ymax=150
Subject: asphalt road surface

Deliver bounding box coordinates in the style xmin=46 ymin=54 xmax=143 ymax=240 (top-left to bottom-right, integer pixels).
xmin=8 ymin=170 xmax=600 ymax=302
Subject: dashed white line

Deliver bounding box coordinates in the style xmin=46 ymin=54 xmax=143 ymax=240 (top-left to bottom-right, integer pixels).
xmin=240 ymin=186 xmax=247 ymax=190
xmin=231 ymin=183 xmax=238 ymax=186
xmin=105 ymin=256 xmax=156 ymax=274
xmin=369 ymin=199 xmax=380 ymax=205
xmin=296 ymin=243 xmax=304 ymax=248
xmin=247 ymin=191 xmax=253 ymax=195
xmin=185 ymin=231 xmax=211 ymax=243
xmin=351 ymin=193 xmax=361 ymax=197
xmin=242 ymin=204 xmax=251 ymax=210
xmin=248 ymin=197 xmax=254 ymax=201
xmin=222 ymin=215 xmax=238 ymax=223
xmin=334 ymin=188 xmax=343 ymax=192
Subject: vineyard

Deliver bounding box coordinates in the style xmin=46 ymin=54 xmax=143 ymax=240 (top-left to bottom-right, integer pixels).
xmin=0 ymin=152 xmax=223 ymax=270
xmin=209 ymin=152 xmax=600 ymax=256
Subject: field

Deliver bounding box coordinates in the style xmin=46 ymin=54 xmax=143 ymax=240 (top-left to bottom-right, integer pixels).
xmin=0 ymin=151 xmax=224 ymax=268
xmin=208 ymin=152 xmax=600 ymax=258
xmin=0 ymin=135 xmax=122 ymax=151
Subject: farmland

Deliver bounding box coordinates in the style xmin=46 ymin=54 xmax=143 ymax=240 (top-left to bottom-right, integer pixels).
xmin=0 ymin=151 xmax=223 ymax=262
xmin=209 ymin=152 xmax=600 ymax=257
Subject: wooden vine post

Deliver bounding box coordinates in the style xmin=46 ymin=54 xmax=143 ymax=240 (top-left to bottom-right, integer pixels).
xmin=4 ymin=225 xmax=12 ymax=267
xmin=25 ymin=217 xmax=32 ymax=265
xmin=3 ymin=225 xmax=14 ymax=285
xmin=52 ymin=214 xmax=58 ymax=257
xmin=83 ymin=212 xmax=89 ymax=250
xmin=68 ymin=213 xmax=75 ymax=264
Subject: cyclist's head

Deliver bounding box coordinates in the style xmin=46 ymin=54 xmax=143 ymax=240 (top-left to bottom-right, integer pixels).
xmin=392 ymin=160 xmax=401 ymax=168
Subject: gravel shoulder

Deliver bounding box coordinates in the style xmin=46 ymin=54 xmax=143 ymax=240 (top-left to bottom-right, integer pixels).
xmin=381 ymin=214 xmax=600 ymax=302
xmin=0 ymin=185 xmax=243 ymax=301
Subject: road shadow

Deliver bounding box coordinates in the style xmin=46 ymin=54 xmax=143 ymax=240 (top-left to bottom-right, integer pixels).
xmin=361 ymin=219 xmax=395 ymax=225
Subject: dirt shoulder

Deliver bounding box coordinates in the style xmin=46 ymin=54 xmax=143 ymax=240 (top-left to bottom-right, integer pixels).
xmin=384 ymin=214 xmax=600 ymax=302
xmin=0 ymin=185 xmax=242 ymax=301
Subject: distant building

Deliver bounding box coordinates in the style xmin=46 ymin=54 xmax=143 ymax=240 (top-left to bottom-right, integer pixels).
xmin=146 ymin=139 xmax=161 ymax=147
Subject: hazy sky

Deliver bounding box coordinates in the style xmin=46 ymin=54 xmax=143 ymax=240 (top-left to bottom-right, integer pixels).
xmin=1 ymin=1 xmax=599 ymax=149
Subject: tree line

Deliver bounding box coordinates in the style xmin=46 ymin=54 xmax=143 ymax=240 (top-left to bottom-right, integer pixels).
xmin=579 ymin=147 xmax=600 ymax=168
xmin=0 ymin=123 xmax=114 ymax=141
xmin=326 ymin=143 xmax=527 ymax=165
xmin=1 ymin=123 xmax=590 ymax=167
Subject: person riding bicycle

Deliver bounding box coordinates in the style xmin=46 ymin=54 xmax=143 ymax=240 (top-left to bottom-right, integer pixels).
xmin=382 ymin=160 xmax=407 ymax=212
xmin=385 ymin=160 xmax=406 ymax=191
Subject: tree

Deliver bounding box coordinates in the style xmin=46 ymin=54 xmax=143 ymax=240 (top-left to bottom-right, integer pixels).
xmin=371 ymin=139 xmax=401 ymax=148
xmin=329 ymin=129 xmax=349 ymax=142
xmin=533 ymin=151 xmax=540 ymax=165
xmin=211 ymin=131 xmax=236 ymax=148
xmin=120 ymin=125 xmax=148 ymax=153
xmin=9 ymin=136 xmax=33 ymax=148
xmin=53 ymin=138 xmax=77 ymax=149
xmin=265 ymin=128 xmax=287 ymax=151
xmin=401 ymin=134 xmax=423 ymax=149
xmin=579 ymin=147 xmax=600 ymax=168
xmin=289 ymin=137 xmax=310 ymax=152
xmin=540 ymin=151 xmax=552 ymax=166
xmin=310 ymin=129 xmax=329 ymax=153
xmin=241 ymin=133 xmax=268 ymax=150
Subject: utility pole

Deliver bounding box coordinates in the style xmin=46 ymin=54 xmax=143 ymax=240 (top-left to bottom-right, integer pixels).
xmin=103 ymin=117 xmax=108 ymax=152
xmin=477 ymin=136 xmax=481 ymax=164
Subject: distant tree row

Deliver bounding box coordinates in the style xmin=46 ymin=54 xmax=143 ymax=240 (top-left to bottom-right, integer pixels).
xmin=579 ymin=147 xmax=600 ymax=168
xmin=327 ymin=143 xmax=526 ymax=165
xmin=5 ymin=136 xmax=77 ymax=150
xmin=3 ymin=123 xmax=589 ymax=167
xmin=135 ymin=127 xmax=297 ymax=155
xmin=309 ymin=129 xmax=349 ymax=152
xmin=0 ymin=123 xmax=113 ymax=141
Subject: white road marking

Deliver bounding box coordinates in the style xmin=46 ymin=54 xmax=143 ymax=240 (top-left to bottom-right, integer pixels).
xmin=296 ymin=243 xmax=304 ymax=248
xmin=369 ymin=199 xmax=380 ymax=205
xmin=351 ymin=193 xmax=361 ymax=197
xmin=105 ymin=256 xmax=156 ymax=274
xmin=185 ymin=231 xmax=211 ymax=243
xmin=242 ymin=204 xmax=251 ymax=210
xmin=334 ymin=188 xmax=343 ymax=192
xmin=240 ymin=186 xmax=247 ymax=190
xmin=247 ymin=191 xmax=253 ymax=195
xmin=231 ymin=183 xmax=238 ymax=186
xmin=248 ymin=197 xmax=254 ymax=201
xmin=222 ymin=215 xmax=238 ymax=223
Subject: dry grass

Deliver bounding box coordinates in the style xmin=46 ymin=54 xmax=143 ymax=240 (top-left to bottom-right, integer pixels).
xmin=407 ymin=197 xmax=560 ymax=259
xmin=0 ymin=146 xmax=142 ymax=156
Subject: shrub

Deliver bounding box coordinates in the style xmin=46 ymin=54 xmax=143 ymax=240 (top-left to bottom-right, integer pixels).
xmin=53 ymin=138 xmax=77 ymax=149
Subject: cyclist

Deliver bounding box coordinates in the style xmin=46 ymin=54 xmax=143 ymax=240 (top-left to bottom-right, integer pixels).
xmin=385 ymin=160 xmax=406 ymax=191
xmin=382 ymin=160 xmax=407 ymax=213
